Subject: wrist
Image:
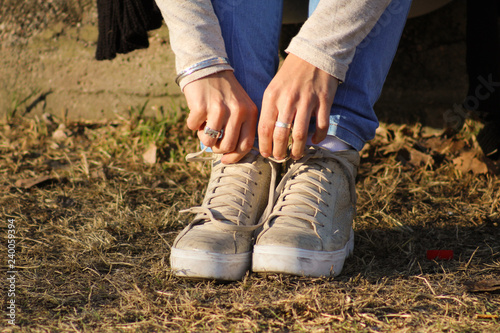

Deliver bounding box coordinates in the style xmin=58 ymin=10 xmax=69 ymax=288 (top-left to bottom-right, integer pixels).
xmin=180 ymin=67 xmax=234 ymax=91
xmin=175 ymin=57 xmax=231 ymax=85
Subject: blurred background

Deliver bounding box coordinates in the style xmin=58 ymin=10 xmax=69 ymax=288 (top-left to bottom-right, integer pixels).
xmin=0 ymin=0 xmax=468 ymax=128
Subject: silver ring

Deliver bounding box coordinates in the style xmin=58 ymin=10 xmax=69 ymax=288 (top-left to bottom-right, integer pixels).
xmin=275 ymin=121 xmax=292 ymax=129
xmin=204 ymin=126 xmax=224 ymax=139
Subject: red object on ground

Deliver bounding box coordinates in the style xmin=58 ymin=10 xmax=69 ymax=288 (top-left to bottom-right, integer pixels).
xmin=426 ymin=250 xmax=454 ymax=260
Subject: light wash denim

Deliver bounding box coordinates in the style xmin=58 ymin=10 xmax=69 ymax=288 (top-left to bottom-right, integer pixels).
xmin=212 ymin=0 xmax=412 ymax=151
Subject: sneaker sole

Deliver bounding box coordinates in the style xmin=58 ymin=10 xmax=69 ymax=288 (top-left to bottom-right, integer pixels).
xmin=170 ymin=248 xmax=251 ymax=281
xmin=252 ymin=230 xmax=354 ymax=277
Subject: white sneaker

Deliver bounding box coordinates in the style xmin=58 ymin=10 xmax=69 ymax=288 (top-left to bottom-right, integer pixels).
xmin=252 ymin=146 xmax=360 ymax=277
xmin=170 ymin=149 xmax=276 ymax=280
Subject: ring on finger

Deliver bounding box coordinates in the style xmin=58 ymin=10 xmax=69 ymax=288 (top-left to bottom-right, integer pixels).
xmin=204 ymin=126 xmax=224 ymax=139
xmin=275 ymin=121 xmax=292 ymax=129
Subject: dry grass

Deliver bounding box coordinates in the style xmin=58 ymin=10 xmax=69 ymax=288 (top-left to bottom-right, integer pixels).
xmin=1 ymin=108 xmax=499 ymax=332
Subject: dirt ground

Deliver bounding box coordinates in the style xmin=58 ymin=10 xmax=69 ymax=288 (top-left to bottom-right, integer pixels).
xmin=0 ymin=0 xmax=181 ymax=121
xmin=1 ymin=1 xmax=499 ymax=332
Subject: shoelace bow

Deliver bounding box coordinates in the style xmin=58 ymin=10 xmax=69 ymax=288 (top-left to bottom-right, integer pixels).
xmin=180 ymin=148 xmax=278 ymax=233
xmin=260 ymin=147 xmax=357 ymax=234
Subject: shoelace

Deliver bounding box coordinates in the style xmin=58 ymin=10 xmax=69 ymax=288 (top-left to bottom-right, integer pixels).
xmin=179 ymin=147 xmax=278 ymax=234
xmin=179 ymin=147 xmax=355 ymax=238
xmin=260 ymin=147 xmax=357 ymax=235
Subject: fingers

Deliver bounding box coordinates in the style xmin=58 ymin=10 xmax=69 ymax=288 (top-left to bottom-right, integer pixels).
xmin=236 ymin=106 xmax=258 ymax=155
xmin=260 ymin=99 xmax=332 ymax=160
xmin=219 ymin=125 xmax=255 ymax=163
xmin=260 ymin=90 xmax=299 ymax=160
xmin=183 ymin=71 xmax=258 ymax=161
xmin=311 ymin=102 xmax=330 ymax=145
xmin=194 ymin=106 xmax=227 ymax=148
xmin=260 ymin=88 xmax=304 ymax=161
xmin=215 ymin=105 xmax=257 ymax=164
xmin=183 ymin=57 xmax=340 ymax=163
xmin=290 ymin=102 xmax=311 ymax=160
xmin=258 ymin=55 xmax=340 ymax=161
xmin=216 ymin=100 xmax=256 ymax=154
xmin=185 ymin=94 xmax=220 ymax=148
xmin=260 ymin=86 xmax=311 ymax=161
xmin=272 ymin=114 xmax=294 ymax=161
xmin=258 ymin=90 xmax=279 ymax=158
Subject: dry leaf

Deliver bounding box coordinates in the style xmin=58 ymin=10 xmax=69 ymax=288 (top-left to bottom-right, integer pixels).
xmin=382 ymin=141 xmax=406 ymax=155
xmin=452 ymin=151 xmax=488 ymax=175
xmin=408 ymin=148 xmax=433 ymax=167
xmin=423 ymin=137 xmax=451 ymax=154
xmin=143 ymin=143 xmax=157 ymax=165
xmin=380 ymin=126 xmax=417 ymax=155
xmin=42 ymin=112 xmax=57 ymax=127
xmin=91 ymin=168 xmax=107 ymax=180
xmin=420 ymin=126 xmax=445 ymax=138
xmin=466 ymin=279 xmax=500 ymax=293
xmin=375 ymin=126 xmax=393 ymax=144
xmin=469 ymin=158 xmax=489 ymax=175
xmin=423 ymin=137 xmax=466 ymax=155
xmin=398 ymin=147 xmax=433 ymax=167
xmin=448 ymin=140 xmax=467 ymax=154
xmin=52 ymin=123 xmax=68 ymax=141
xmin=15 ymin=175 xmax=54 ymax=189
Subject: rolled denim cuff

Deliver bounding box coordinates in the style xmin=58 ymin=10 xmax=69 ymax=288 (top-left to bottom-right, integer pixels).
xmin=175 ymin=57 xmax=231 ymax=85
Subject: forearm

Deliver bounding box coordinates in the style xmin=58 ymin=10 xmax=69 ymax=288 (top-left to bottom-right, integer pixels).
xmin=286 ymin=0 xmax=393 ymax=81
xmin=155 ymin=0 xmax=233 ymax=89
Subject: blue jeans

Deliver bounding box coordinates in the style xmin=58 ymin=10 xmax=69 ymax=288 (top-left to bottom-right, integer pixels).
xmin=212 ymin=0 xmax=412 ymax=151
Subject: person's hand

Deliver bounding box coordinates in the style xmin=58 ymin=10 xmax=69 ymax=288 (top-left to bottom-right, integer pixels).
xmin=258 ymin=54 xmax=339 ymax=160
xmin=183 ymin=70 xmax=258 ymax=164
